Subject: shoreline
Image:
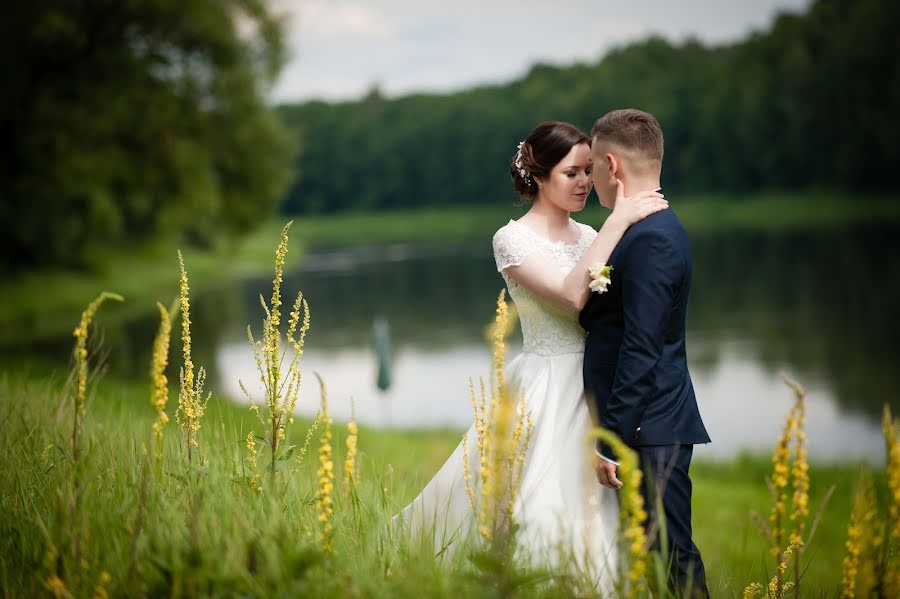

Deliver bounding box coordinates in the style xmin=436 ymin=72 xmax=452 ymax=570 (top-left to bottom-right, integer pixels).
xmin=3 ymin=193 xmax=899 ymax=346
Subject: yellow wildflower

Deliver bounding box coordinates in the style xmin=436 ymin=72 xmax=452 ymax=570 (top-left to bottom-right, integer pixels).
xmin=464 ymin=377 xmax=486 ymax=512
xmin=175 ymin=252 xmax=209 ymax=465
xmin=240 ymin=221 xmax=310 ymax=479
xmin=315 ymin=373 xmax=334 ymax=553
xmin=466 ymin=291 xmax=534 ymax=547
xmin=45 ymin=575 xmax=72 ymax=599
xmin=491 ymin=290 xmax=508 ymax=398
xmin=462 ymin=431 xmax=475 ymax=510
xmin=882 ymin=406 xmax=900 ymax=596
xmin=842 ymin=470 xmax=879 ymax=598
xmin=344 ymin=414 xmax=358 ymax=490
xmin=885 ymin=407 xmax=900 ymax=538
xmin=592 ymin=428 xmax=647 ymax=599
xmin=747 ymin=376 xmax=814 ymax=596
xmin=742 ymin=581 xmax=764 ymax=599
xmin=71 ymin=292 xmax=123 ymax=459
xmin=296 ymin=411 xmax=321 ymax=468
xmin=768 ymin=403 xmax=796 ymax=555
xmin=149 ymin=300 xmax=177 ymax=462
xmin=92 ymin=570 xmax=112 ymax=599
xmin=768 ymin=541 xmax=802 ymax=599
xmin=782 ymin=375 xmax=810 ymax=548
xmin=245 ymin=432 xmax=262 ymax=494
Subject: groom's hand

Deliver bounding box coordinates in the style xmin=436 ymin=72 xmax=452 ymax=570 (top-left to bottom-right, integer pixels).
xmin=593 ymin=455 xmax=623 ymax=489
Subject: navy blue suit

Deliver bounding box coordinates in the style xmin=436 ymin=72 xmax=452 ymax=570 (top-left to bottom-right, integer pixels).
xmin=580 ymin=207 xmax=710 ymax=597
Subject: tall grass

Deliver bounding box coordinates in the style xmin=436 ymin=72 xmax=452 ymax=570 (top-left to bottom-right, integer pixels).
xmin=0 ymin=221 xmax=893 ymax=597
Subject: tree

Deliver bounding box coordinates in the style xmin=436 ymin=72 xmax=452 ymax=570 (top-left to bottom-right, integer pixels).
xmin=1 ymin=0 xmax=295 ymax=269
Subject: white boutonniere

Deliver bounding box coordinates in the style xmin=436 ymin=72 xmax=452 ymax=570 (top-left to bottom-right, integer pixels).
xmin=588 ymin=262 xmax=613 ymax=294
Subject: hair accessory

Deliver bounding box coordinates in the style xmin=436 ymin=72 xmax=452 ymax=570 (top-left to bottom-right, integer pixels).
xmin=514 ymin=141 xmax=532 ymax=187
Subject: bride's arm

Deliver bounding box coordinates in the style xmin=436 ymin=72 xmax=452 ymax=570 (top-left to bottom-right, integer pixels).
xmin=504 ymin=184 xmax=667 ymax=311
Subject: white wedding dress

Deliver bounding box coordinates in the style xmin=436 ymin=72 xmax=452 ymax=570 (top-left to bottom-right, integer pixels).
xmin=393 ymin=219 xmax=619 ymax=591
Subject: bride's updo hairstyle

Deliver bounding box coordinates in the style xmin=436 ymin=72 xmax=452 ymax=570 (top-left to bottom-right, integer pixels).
xmin=510 ymin=121 xmax=590 ymax=200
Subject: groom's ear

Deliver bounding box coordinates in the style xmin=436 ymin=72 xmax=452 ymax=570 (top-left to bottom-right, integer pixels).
xmin=606 ymin=153 xmax=620 ymax=181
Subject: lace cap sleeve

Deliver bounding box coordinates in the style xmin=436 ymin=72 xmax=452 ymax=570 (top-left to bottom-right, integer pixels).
xmin=492 ymin=222 xmax=535 ymax=272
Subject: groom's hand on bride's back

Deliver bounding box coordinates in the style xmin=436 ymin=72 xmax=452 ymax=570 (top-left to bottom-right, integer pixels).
xmin=592 ymin=454 xmax=623 ymax=489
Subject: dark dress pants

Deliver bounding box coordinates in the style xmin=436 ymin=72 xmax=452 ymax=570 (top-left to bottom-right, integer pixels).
xmin=638 ymin=444 xmax=709 ymax=599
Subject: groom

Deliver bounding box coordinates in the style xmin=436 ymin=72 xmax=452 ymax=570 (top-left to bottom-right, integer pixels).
xmin=580 ymin=109 xmax=711 ymax=597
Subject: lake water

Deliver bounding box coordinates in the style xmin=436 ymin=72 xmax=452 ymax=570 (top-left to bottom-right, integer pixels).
xmin=16 ymin=225 xmax=900 ymax=463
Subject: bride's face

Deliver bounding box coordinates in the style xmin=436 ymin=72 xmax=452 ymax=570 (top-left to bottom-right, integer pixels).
xmin=535 ymin=143 xmax=593 ymax=213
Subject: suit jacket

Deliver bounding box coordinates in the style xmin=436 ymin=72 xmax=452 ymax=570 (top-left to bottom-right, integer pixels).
xmin=580 ymin=208 xmax=710 ymax=457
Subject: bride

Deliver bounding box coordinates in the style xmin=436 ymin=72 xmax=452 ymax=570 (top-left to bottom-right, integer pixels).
xmin=393 ymin=121 xmax=667 ymax=589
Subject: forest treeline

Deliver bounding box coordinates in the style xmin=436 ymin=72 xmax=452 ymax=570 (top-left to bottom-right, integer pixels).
xmin=278 ymin=0 xmax=899 ymax=214
xmin=3 ymin=0 xmax=898 ymax=270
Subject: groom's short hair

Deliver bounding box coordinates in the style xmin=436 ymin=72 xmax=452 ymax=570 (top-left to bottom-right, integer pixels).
xmin=591 ymin=109 xmax=664 ymax=167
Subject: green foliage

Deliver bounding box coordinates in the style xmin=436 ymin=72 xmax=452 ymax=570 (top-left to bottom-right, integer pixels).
xmin=1 ymin=0 xmax=295 ymax=269
xmin=278 ymin=0 xmax=900 ymax=213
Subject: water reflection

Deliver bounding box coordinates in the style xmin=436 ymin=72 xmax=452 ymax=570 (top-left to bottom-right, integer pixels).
xmin=228 ymin=243 xmax=503 ymax=349
xmin=218 ymin=340 xmax=886 ymax=463
xmin=218 ymin=226 xmax=899 ymax=463
xmin=689 ymin=227 xmax=900 ymax=420
xmin=219 ymin=343 xmax=494 ymax=429
xmin=13 ymin=226 xmax=900 ymax=463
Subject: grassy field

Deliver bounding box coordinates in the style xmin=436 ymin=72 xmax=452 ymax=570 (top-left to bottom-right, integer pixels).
xmin=2 ymin=191 xmax=897 ymax=596
xmin=4 ymin=192 xmax=900 ymax=347
xmin=0 ymin=356 xmax=883 ymax=598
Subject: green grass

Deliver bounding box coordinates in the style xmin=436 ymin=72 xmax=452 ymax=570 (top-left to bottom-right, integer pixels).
xmin=691 ymin=457 xmax=863 ymax=597
xmin=0 ymin=357 xmax=881 ymax=597
xmin=2 ymin=191 xmax=895 ymax=596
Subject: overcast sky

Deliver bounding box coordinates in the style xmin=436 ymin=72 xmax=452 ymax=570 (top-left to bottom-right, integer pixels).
xmin=269 ymin=0 xmax=813 ymax=103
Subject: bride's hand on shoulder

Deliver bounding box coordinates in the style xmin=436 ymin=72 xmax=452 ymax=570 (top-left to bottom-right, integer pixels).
xmin=609 ymin=179 xmax=668 ymax=228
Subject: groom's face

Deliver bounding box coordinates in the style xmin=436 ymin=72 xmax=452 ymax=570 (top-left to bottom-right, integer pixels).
xmin=590 ymin=141 xmax=618 ymax=209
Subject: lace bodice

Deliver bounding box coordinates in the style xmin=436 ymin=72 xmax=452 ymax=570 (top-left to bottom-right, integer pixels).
xmin=492 ymin=219 xmax=597 ymax=356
